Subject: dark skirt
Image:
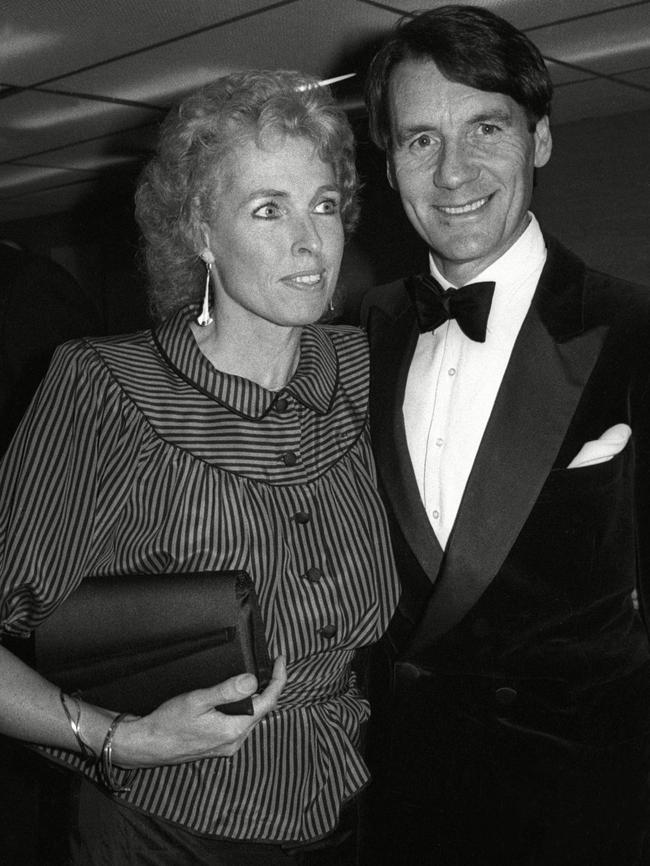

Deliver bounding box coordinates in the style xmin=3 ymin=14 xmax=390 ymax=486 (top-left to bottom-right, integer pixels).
xmin=70 ymin=778 xmax=358 ymax=866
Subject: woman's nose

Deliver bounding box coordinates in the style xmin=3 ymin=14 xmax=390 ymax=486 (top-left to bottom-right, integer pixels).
xmin=291 ymin=217 xmax=322 ymax=256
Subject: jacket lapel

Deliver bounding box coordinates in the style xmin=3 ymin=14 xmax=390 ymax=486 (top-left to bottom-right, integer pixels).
xmin=367 ymin=300 xmax=445 ymax=589
xmin=406 ymin=238 xmax=609 ymax=654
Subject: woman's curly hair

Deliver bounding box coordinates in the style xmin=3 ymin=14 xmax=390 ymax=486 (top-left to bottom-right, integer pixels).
xmin=135 ymin=69 xmax=359 ymax=322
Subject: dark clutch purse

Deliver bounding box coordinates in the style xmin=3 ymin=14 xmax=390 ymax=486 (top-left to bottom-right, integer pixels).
xmin=6 ymin=570 xmax=272 ymax=716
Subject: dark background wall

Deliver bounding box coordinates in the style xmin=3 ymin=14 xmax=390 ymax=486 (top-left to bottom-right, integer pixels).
xmin=532 ymin=108 xmax=650 ymax=286
xmin=1 ymin=106 xmax=649 ymax=334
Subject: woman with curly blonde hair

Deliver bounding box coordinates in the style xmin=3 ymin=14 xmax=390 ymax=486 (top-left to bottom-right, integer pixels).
xmin=136 ymin=69 xmax=360 ymax=323
xmin=0 ymin=69 xmax=399 ymax=865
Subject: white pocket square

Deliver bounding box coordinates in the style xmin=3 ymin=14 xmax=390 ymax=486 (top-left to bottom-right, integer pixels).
xmin=567 ymin=423 xmax=631 ymax=469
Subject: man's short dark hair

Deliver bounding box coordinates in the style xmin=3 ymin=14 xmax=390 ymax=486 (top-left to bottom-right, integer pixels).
xmin=365 ymin=4 xmax=553 ymax=150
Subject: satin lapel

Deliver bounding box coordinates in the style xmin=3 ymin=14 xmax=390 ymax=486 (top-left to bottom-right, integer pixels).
xmin=406 ymin=281 xmax=608 ymax=654
xmin=367 ymin=303 xmax=445 ymax=584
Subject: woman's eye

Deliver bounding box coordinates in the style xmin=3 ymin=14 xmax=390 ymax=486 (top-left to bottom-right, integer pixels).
xmin=253 ymin=202 xmax=281 ymax=219
xmin=314 ymin=198 xmax=340 ymax=215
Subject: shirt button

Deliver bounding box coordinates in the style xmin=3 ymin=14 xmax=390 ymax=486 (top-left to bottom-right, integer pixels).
xmin=319 ymin=624 xmax=337 ymax=639
xmin=304 ymin=566 xmax=322 ymax=583
xmin=432 ymin=509 xmax=440 ymax=520
xmin=274 ymin=397 xmax=289 ymax=413
xmin=280 ymin=451 xmax=298 ymax=466
xmin=435 ymin=438 xmax=444 ymax=447
xmin=293 ymin=511 xmax=310 ymax=524
xmin=448 ymin=367 xmax=456 ymax=376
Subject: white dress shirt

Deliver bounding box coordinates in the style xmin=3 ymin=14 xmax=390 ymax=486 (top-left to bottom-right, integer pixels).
xmin=403 ymin=214 xmax=547 ymax=549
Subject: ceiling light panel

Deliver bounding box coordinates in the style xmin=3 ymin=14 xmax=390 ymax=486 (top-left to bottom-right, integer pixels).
xmin=44 ymin=0 xmax=399 ymax=106
xmin=15 ymin=130 xmax=157 ymax=171
xmin=0 ymin=0 xmax=277 ymax=85
xmin=616 ymin=67 xmax=650 ymax=89
xmin=364 ymin=0 xmax=631 ymax=31
xmin=531 ymin=4 xmax=650 ymax=75
xmin=0 ymin=90 xmax=161 ymax=162
xmin=0 ymin=162 xmax=95 ymax=194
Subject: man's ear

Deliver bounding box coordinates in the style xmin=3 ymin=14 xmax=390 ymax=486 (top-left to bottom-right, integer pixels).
xmin=386 ymin=155 xmax=397 ymax=190
xmin=533 ymin=116 xmax=552 ymax=168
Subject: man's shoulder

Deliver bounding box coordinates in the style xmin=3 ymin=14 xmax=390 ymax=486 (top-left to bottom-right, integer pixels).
xmin=583 ymin=263 xmax=649 ymax=300
xmin=581 ymin=262 xmax=650 ymax=332
xmin=541 ymin=233 xmax=650 ymax=332
xmin=545 ymin=233 xmax=649 ymax=299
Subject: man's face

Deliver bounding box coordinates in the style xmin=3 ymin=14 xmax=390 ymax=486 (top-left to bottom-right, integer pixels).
xmin=387 ymin=59 xmax=552 ymax=285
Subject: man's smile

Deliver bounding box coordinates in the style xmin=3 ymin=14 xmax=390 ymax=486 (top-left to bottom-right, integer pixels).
xmin=435 ymin=195 xmax=492 ymax=216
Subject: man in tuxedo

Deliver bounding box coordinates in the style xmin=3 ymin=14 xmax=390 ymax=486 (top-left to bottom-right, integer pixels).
xmin=359 ymin=6 xmax=650 ymax=865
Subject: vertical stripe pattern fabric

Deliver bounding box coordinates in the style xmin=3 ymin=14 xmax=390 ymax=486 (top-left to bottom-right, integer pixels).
xmin=0 ymin=307 xmax=400 ymax=843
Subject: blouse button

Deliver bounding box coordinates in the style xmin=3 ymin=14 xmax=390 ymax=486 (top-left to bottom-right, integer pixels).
xmin=293 ymin=511 xmax=311 ymax=524
xmin=274 ymin=397 xmax=289 ymax=413
xmin=304 ymin=566 xmax=322 ymax=583
xmin=281 ymin=451 xmax=298 ymax=466
xmin=319 ymin=624 xmax=337 ymax=639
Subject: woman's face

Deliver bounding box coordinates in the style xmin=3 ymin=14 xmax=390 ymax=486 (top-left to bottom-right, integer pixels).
xmin=203 ymin=134 xmax=344 ymax=332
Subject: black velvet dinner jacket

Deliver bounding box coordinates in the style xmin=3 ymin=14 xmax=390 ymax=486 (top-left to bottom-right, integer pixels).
xmin=362 ymin=234 xmax=650 ymax=680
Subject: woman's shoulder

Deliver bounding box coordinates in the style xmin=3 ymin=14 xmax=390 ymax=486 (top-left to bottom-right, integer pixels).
xmin=313 ymin=322 xmax=368 ymax=348
xmin=46 ymin=328 xmax=172 ymax=410
xmin=308 ymin=324 xmax=369 ymax=399
xmin=50 ymin=328 xmax=152 ymax=365
xmin=62 ymin=328 xmax=162 ymax=379
xmin=309 ymin=322 xmax=369 ymax=370
xmin=83 ymin=327 xmax=153 ymax=355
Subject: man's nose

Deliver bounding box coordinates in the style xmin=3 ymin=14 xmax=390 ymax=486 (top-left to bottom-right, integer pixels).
xmin=433 ymin=139 xmax=479 ymax=189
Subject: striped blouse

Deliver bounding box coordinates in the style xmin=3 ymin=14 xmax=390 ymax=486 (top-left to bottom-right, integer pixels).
xmin=0 ymin=307 xmax=400 ymax=843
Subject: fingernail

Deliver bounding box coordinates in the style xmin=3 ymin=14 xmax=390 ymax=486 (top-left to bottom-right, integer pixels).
xmin=236 ymin=674 xmax=256 ymax=693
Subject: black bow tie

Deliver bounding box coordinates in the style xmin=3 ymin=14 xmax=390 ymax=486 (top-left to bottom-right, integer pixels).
xmin=406 ymin=273 xmax=496 ymax=343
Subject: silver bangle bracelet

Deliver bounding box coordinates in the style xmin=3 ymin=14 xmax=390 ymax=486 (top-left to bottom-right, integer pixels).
xmin=59 ymin=690 xmax=96 ymax=761
xmin=99 ymin=712 xmax=137 ymax=794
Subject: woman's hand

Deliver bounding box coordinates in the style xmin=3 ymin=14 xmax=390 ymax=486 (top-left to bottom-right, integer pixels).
xmin=112 ymin=656 xmax=287 ymax=768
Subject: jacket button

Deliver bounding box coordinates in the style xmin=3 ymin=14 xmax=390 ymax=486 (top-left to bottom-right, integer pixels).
xmin=495 ymin=686 xmax=518 ymax=706
xmin=281 ymin=451 xmax=298 ymax=466
xmin=293 ymin=511 xmax=310 ymax=524
xmin=396 ymin=662 xmax=423 ymax=681
xmin=319 ymin=624 xmax=336 ymax=639
xmin=304 ymin=566 xmax=322 ymax=582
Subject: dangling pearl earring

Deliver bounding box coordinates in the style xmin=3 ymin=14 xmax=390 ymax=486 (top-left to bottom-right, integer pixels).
xmin=197 ymin=258 xmax=213 ymax=326
xmin=328 ymin=298 xmax=335 ymax=313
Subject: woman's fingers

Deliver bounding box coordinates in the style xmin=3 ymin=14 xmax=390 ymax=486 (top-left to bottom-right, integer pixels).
xmin=115 ymin=657 xmax=289 ymax=767
xmin=250 ymin=655 xmax=287 ymax=716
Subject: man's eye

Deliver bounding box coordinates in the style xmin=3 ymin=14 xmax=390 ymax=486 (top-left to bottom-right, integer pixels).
xmin=253 ymin=203 xmax=281 ymax=219
xmin=478 ymin=123 xmax=500 ymax=136
xmin=411 ymin=134 xmax=434 ymax=150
